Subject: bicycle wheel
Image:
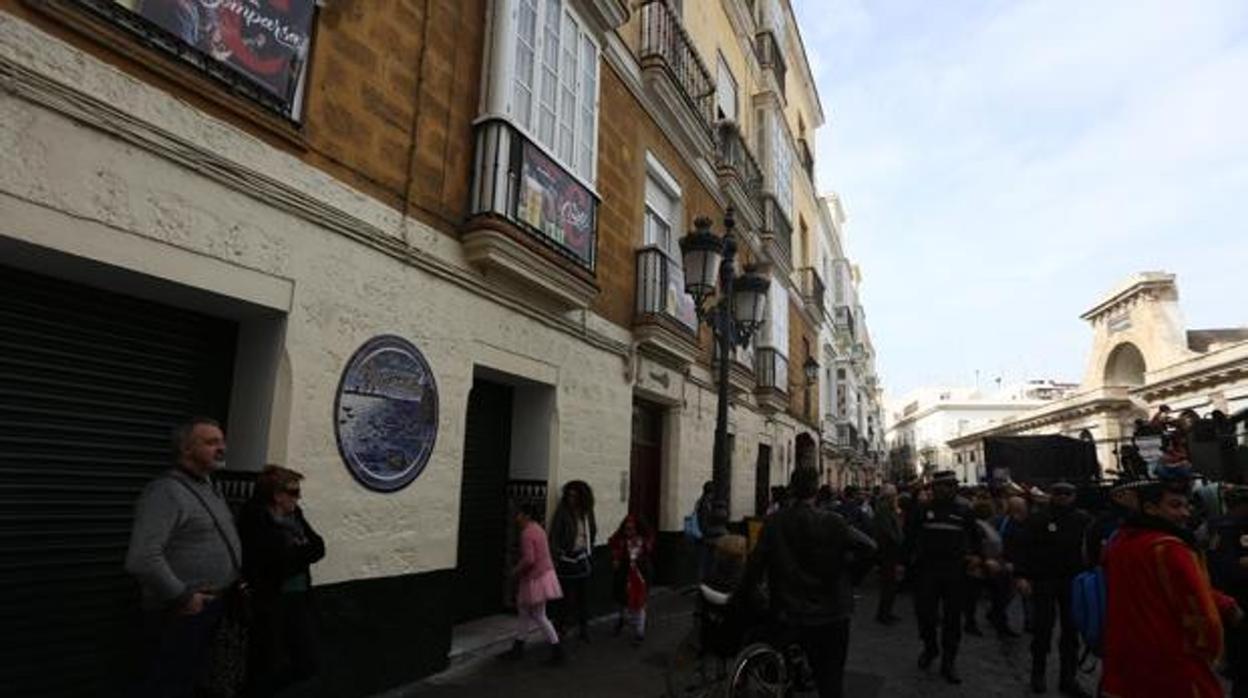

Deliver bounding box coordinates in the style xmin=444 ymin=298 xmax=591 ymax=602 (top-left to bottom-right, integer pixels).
xmin=665 ymin=629 xmax=725 ymax=698
xmin=726 ymin=643 xmax=787 ymax=698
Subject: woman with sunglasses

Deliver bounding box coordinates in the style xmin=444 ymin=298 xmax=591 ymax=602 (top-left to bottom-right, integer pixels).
xmin=239 ymin=464 xmax=326 ymax=696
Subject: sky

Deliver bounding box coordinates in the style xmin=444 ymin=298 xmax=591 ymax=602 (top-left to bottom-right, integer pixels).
xmin=792 ymin=0 xmax=1248 ymax=400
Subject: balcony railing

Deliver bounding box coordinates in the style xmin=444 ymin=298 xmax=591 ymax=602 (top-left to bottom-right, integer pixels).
xmin=640 ymin=0 xmax=716 ymax=139
xmin=754 ymin=30 xmax=787 ymax=98
xmin=761 ymin=195 xmax=793 ymax=270
xmin=796 ymin=267 xmax=825 ymax=317
xmin=833 ymin=304 xmax=856 ymax=340
xmin=715 ymin=120 xmax=765 ymax=218
xmin=754 ymin=347 xmax=789 ymax=393
xmin=469 ymin=118 xmax=599 ymax=272
xmin=635 ymin=247 xmax=698 ymax=333
xmin=797 ymin=137 xmax=814 ymax=181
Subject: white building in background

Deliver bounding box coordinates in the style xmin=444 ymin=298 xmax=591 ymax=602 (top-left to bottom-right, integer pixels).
xmin=813 ymin=194 xmax=887 ymax=487
xmin=886 ymin=380 xmax=1078 ymax=482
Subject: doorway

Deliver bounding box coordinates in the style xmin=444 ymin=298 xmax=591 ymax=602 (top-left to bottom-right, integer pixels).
xmin=630 ymin=401 xmax=664 ymax=533
xmin=754 ymin=444 xmax=772 ymax=516
xmin=454 ymin=379 xmax=514 ymax=623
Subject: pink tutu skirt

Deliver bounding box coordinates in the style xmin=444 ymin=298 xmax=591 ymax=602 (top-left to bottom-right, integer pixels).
xmin=517 ymin=569 xmax=563 ymax=607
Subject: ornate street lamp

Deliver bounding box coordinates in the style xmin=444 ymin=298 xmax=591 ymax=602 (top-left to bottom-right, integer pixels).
xmin=679 ymin=209 xmax=769 ymax=507
xmin=803 ymin=355 xmax=821 ymax=473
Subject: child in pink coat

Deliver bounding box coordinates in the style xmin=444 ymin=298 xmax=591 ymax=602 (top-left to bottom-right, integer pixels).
xmin=502 ymin=504 xmax=564 ymax=664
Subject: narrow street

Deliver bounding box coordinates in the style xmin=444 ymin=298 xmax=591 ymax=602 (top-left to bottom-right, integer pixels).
xmin=388 ymin=581 xmax=1098 ymax=698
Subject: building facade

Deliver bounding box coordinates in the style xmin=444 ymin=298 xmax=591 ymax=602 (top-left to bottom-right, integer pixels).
xmin=0 ymin=0 xmax=867 ymax=694
xmin=812 ymin=193 xmax=886 ymax=487
xmin=949 ymin=273 xmax=1248 ymax=478
xmin=885 ymin=381 xmax=1077 ymax=482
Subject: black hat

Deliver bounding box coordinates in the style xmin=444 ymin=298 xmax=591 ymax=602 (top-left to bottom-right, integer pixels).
xmin=932 ymin=470 xmax=958 ymax=485
xmin=1051 ymin=482 xmax=1077 ymax=494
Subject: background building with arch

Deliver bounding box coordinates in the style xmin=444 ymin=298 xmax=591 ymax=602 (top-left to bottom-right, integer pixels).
xmin=949 ymin=272 xmax=1248 ymax=479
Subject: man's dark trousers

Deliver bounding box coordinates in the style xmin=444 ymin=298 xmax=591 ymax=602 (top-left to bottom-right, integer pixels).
xmin=795 ymin=618 xmax=851 ymax=698
xmin=1031 ymin=578 xmax=1079 ymax=683
xmin=876 ymin=562 xmax=899 ymax=620
xmin=915 ymin=573 xmax=966 ymax=661
xmin=136 ymin=599 xmax=224 ymax=698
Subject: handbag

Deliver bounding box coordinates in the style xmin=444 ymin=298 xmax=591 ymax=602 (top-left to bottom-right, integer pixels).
xmin=170 ymin=475 xmax=250 ymax=698
xmin=556 ymin=549 xmax=592 ymax=579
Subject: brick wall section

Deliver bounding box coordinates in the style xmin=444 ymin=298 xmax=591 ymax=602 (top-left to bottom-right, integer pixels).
xmin=2 ymin=0 xmax=484 ymax=231
xmin=594 ymin=62 xmax=722 ymax=349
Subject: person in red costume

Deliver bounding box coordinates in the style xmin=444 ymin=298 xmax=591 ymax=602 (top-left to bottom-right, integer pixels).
xmin=609 ymin=514 xmax=654 ymax=646
xmin=1101 ymin=478 xmax=1243 ymax=698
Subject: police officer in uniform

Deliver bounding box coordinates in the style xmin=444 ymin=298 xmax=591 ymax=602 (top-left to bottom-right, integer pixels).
xmin=908 ymin=470 xmax=981 ymax=684
xmin=1014 ymin=482 xmax=1092 ymax=696
xmin=1210 ymin=485 xmax=1248 ymax=698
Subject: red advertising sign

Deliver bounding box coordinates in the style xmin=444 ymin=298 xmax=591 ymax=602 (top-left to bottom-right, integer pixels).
xmin=517 ymin=141 xmax=597 ymax=268
xmin=87 ymin=0 xmax=315 ymax=117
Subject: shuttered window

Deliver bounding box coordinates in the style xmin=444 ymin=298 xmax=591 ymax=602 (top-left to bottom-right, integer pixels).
xmin=0 ymin=265 xmax=237 ymax=696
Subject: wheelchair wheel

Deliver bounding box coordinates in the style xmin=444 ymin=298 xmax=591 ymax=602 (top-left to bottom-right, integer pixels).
xmin=726 ymin=642 xmax=787 ymax=698
xmin=665 ymin=628 xmax=726 ymax=698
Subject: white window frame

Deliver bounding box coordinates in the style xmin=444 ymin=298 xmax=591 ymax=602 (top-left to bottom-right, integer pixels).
xmin=506 ymin=0 xmax=601 ymax=185
xmin=716 ymin=52 xmax=738 ymax=122
xmin=644 ymin=152 xmax=682 ymax=257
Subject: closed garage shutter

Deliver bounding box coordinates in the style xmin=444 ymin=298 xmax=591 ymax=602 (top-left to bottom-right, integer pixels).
xmin=0 ymin=265 xmax=237 ymax=697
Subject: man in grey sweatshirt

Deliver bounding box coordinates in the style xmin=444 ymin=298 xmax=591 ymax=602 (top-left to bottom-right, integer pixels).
xmin=125 ymin=416 xmax=240 ymax=698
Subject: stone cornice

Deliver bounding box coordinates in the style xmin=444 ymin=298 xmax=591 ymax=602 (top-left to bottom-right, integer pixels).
xmin=946 ymin=389 xmax=1134 ymax=447
xmin=0 ymin=15 xmax=631 ymax=359
xmin=1080 ymin=272 xmax=1175 ymax=322
xmin=1134 ymin=343 xmax=1248 ymax=401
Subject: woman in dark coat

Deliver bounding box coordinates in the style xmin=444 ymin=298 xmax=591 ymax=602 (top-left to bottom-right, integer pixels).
xmin=549 ymin=480 xmax=597 ymax=641
xmin=239 ymin=465 xmax=326 ymax=697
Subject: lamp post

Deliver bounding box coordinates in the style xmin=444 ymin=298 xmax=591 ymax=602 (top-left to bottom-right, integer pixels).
xmin=678 ymin=209 xmax=770 ymax=507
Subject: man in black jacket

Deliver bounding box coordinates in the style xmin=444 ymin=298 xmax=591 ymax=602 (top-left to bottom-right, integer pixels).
xmin=1014 ymin=482 xmax=1092 ymax=696
xmin=741 ymin=467 xmax=877 ymax=698
xmin=908 ymin=470 xmax=981 ymax=685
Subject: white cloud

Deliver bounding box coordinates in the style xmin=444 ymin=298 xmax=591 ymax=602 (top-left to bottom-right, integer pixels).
xmin=795 ymin=0 xmax=1248 ymax=397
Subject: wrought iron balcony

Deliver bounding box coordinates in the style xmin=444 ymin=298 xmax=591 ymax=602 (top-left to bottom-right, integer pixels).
xmin=465 ymin=118 xmax=600 ymax=309
xmin=640 ymin=0 xmax=716 ymax=140
xmin=833 ymin=304 xmax=856 ymax=340
xmin=715 ymin=120 xmax=765 ymax=223
xmin=754 ymin=347 xmax=789 ymax=413
xmin=633 ymin=246 xmax=700 ymax=364
xmin=754 ymin=30 xmax=787 ymax=99
xmin=761 ymin=195 xmax=793 ymax=273
xmin=796 ymin=267 xmax=826 ymax=322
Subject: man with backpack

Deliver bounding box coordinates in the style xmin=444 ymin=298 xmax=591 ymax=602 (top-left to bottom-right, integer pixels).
xmin=1014 ymin=482 xmax=1092 ymax=696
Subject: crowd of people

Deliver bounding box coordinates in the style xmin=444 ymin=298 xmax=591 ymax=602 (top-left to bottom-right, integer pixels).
xmin=123 ymin=415 xmax=1247 ymax=698
xmin=696 ymin=464 xmax=1248 ymax=698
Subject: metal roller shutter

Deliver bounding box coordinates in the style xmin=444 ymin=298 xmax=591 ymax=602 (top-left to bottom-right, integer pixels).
xmin=0 ymin=265 xmax=236 ymax=697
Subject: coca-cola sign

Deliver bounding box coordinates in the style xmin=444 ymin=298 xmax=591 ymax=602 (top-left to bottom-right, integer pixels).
xmin=81 ymin=0 xmax=315 ymax=118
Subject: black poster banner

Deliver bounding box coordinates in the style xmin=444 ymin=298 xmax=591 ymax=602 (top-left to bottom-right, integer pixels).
xmin=89 ymin=0 xmax=315 ymax=115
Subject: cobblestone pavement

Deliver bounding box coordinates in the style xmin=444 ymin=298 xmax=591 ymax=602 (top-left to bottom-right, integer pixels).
xmin=389 ymin=580 xmax=1100 ymax=698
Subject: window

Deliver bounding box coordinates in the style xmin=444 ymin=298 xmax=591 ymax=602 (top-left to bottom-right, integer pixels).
xmin=717 ymin=53 xmax=738 ymax=121
xmin=771 ymin=113 xmax=793 ymax=220
xmin=644 ymin=153 xmax=681 ymax=255
xmin=510 ymin=0 xmax=599 ymax=183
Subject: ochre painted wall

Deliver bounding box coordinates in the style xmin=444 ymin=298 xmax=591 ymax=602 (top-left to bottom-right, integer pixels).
xmin=2 ymin=0 xmax=484 ymax=232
